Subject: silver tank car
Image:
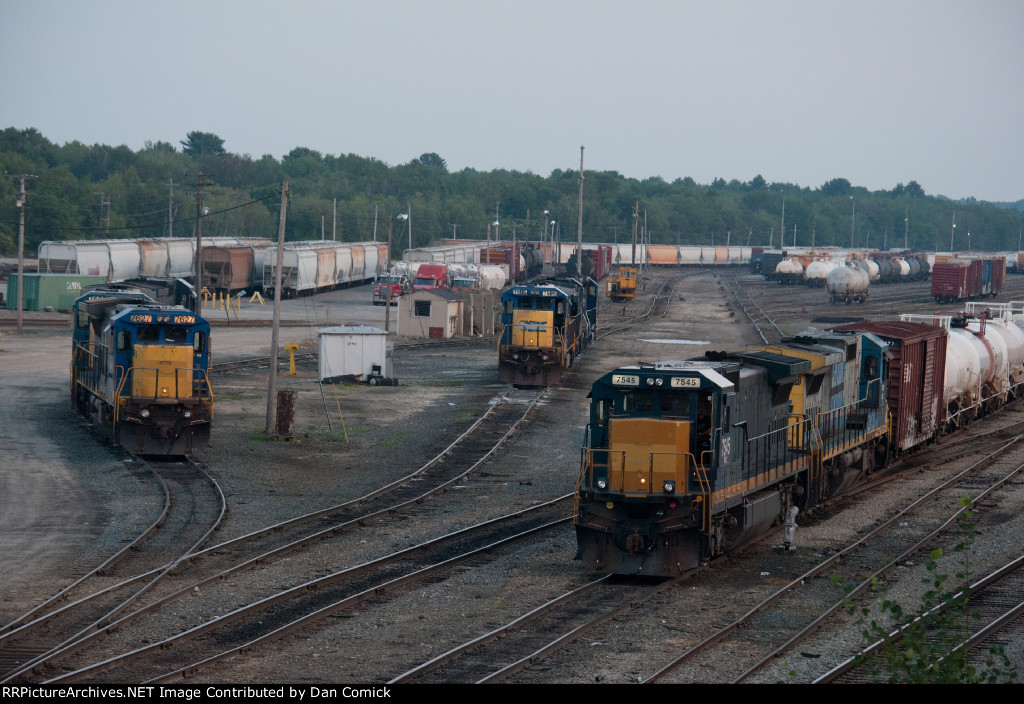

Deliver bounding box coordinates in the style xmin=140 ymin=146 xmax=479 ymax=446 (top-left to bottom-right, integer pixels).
xmin=826 ymin=263 xmax=870 ymax=304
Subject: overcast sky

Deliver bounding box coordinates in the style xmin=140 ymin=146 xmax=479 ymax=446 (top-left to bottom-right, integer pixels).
xmin=3 ymin=1 xmax=1022 ymax=202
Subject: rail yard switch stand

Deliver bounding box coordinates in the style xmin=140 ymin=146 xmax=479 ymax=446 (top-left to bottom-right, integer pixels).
xmin=285 ymin=342 xmax=299 ymax=375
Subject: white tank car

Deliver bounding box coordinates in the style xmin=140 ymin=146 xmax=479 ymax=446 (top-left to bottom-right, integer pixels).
xmin=774 ymin=258 xmax=804 ymax=285
xmin=805 ymin=259 xmax=838 ymax=287
xmin=826 ymin=263 xmax=870 ymax=303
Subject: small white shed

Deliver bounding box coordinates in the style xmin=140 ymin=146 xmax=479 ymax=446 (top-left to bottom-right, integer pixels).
xmin=318 ymin=325 xmax=392 ymax=382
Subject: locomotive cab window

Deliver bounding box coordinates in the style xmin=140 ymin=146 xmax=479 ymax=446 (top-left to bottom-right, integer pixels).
xmin=193 ymin=331 xmax=206 ymax=353
xmin=503 ymin=300 xmax=514 ymax=315
xmin=137 ymin=325 xmax=160 ymax=342
xmin=116 ymin=330 xmax=130 ymax=351
xmin=165 ymin=326 xmax=187 ymax=343
xmin=660 ymin=393 xmax=691 ymax=418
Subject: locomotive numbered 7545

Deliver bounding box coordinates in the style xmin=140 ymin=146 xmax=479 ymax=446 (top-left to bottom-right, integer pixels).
xmin=574 ymin=329 xmax=889 ymax=576
xmin=71 ymin=288 xmax=213 ymax=455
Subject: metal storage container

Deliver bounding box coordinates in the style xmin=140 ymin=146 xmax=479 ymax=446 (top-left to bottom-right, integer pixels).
xmin=6 ymin=273 xmax=106 ymax=311
xmin=318 ymin=325 xmax=392 ymax=382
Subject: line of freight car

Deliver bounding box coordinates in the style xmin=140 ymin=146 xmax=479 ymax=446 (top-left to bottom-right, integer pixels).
xmin=573 ymin=311 xmax=1024 ymax=576
xmin=411 ymin=242 xmax=544 ymax=282
xmin=437 ymin=241 xmax=755 ymax=269
xmin=262 ymin=241 xmax=389 ymax=298
xmin=930 ymin=257 xmax=1006 ymax=303
xmin=565 ymin=244 xmax=613 ymax=280
xmin=38 ymin=237 xmax=266 ymax=283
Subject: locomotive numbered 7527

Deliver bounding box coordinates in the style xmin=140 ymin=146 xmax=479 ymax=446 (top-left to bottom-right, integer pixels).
xmin=71 ymin=288 xmax=213 ymax=455
xmin=573 ymin=330 xmax=889 ymax=576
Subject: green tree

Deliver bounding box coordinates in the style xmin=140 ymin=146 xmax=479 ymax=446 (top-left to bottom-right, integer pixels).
xmin=181 ymin=131 xmax=226 ymax=157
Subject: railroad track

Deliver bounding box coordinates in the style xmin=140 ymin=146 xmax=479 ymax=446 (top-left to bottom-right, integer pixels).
xmin=819 ymin=554 xmax=1024 ymax=683
xmin=0 ymin=458 xmax=225 ymax=683
xmin=596 ymin=275 xmax=677 ymax=340
xmin=13 ymin=387 xmax=551 ymax=683
xmin=640 ymin=430 xmax=1024 ymax=684
xmin=389 ymin=575 xmax=686 ymax=684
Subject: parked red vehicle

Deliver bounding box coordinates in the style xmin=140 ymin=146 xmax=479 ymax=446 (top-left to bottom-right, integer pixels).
xmin=372 ymin=273 xmax=411 ymax=305
xmin=413 ymin=263 xmax=449 ymax=290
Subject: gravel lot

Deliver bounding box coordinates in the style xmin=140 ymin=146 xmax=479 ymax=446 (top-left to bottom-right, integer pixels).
xmin=1 ymin=270 xmax=1022 ymax=684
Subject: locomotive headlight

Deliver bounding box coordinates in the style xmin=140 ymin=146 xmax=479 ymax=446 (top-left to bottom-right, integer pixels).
xmin=161 ymin=387 xmax=169 ymax=396
xmin=183 ymin=410 xmax=192 ymax=418
xmin=596 ymin=479 xmax=607 ymax=490
xmin=655 ymin=378 xmax=664 ymax=386
xmin=663 ymin=480 xmax=675 ymax=494
xmin=646 ymin=378 xmax=655 ymax=386
xmin=140 ymin=409 xmax=150 ymax=418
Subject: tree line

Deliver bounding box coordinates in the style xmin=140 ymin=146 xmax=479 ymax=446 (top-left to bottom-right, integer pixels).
xmin=1 ymin=127 xmax=1022 ymax=259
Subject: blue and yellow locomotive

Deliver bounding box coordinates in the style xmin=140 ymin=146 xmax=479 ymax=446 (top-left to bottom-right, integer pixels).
xmin=71 ymin=288 xmax=213 ymax=455
xmin=498 ymin=277 xmax=598 ymax=386
xmin=574 ymin=329 xmax=888 ymax=575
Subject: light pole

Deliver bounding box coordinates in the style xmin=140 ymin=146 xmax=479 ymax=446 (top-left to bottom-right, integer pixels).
xmin=396 ymin=213 xmax=408 ymax=257
xmin=950 ymin=210 xmax=957 ymax=251
xmin=850 ymin=195 xmax=855 ymax=249
xmin=543 ymin=209 xmax=550 ymax=264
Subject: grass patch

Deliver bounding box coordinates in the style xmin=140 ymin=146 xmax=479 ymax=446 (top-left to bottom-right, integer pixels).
xmin=350 ymin=427 xmax=374 ymax=434
xmin=249 ymin=429 xmax=274 ymax=442
xmin=415 ymin=380 xmax=465 ymax=387
xmin=378 ymin=440 xmax=399 ymax=448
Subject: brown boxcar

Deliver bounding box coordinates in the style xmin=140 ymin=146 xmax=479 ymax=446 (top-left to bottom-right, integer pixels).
xmin=832 ymin=321 xmax=947 ymax=454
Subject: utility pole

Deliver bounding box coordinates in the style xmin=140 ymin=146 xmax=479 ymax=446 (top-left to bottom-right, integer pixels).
xmin=576 ymin=145 xmax=584 ymax=276
xmin=266 ymin=181 xmax=289 ymax=436
xmin=780 ymin=190 xmax=785 ymax=251
xmin=407 ymin=202 xmax=412 ymax=251
xmin=166 ymin=178 xmax=175 ymax=237
xmin=12 ymin=174 xmax=36 ymax=335
xmin=372 ymin=205 xmax=378 ymax=242
xmin=95 ymin=192 xmax=111 ymax=235
xmin=332 ymin=198 xmax=337 ymax=241
xmin=385 ymin=217 xmax=393 ymax=334
xmin=904 ymin=207 xmax=909 ymax=250
xmin=194 ymin=172 xmax=206 ymax=314
xmin=450 ymin=223 xmax=459 ymax=240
